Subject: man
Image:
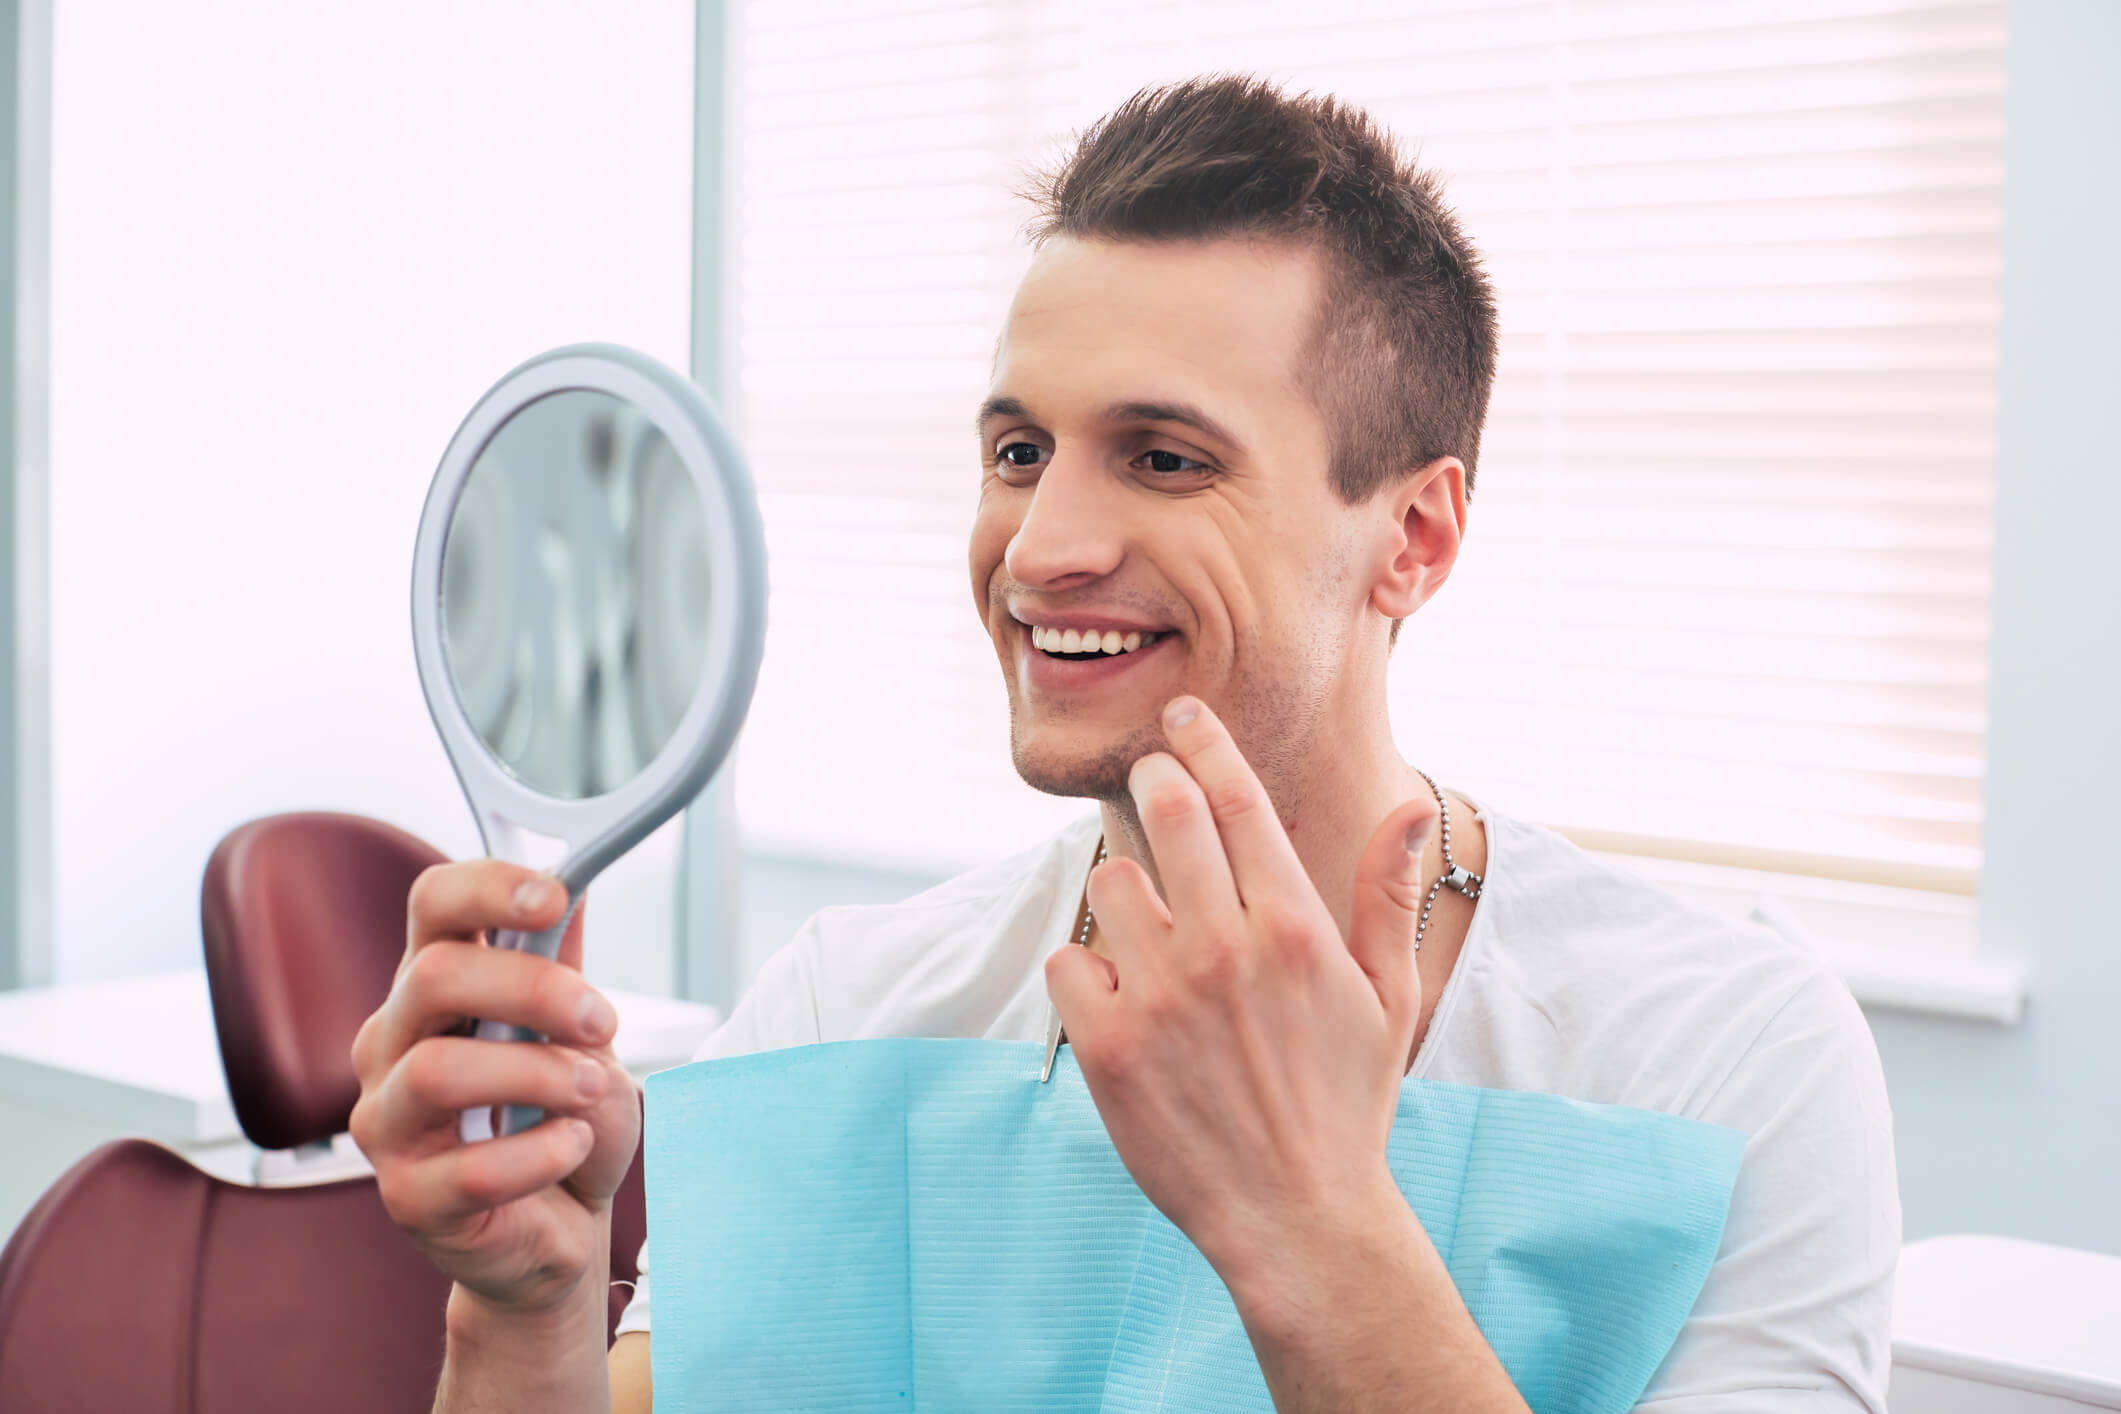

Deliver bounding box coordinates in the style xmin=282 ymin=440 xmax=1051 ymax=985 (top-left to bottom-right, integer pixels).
xmin=352 ymin=77 xmax=1898 ymax=1411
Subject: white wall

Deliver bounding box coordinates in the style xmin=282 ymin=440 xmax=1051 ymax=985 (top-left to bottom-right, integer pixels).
xmin=1862 ymin=0 xmax=2121 ymax=1254
xmin=47 ymin=1 xmax=695 ymax=993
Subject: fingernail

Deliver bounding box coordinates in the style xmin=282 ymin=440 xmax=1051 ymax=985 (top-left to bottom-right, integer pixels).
xmin=1404 ymin=822 xmax=1428 ymax=859
xmin=1164 ymin=697 xmax=1199 ymax=731
xmin=568 ymin=1119 xmax=595 ymax=1157
xmin=513 ymin=878 xmax=557 ymax=916
xmin=577 ymin=989 xmax=617 ymax=1041
xmin=575 ymin=1057 xmax=606 ymax=1101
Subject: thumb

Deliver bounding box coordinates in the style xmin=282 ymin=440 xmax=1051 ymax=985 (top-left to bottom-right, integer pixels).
xmin=1348 ymin=793 xmax=1441 ymax=1038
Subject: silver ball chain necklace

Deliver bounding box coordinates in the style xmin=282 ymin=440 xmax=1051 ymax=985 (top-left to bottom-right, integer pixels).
xmin=1408 ymin=766 xmax=1484 ymax=952
xmin=1038 ymin=770 xmax=1482 ymax=1082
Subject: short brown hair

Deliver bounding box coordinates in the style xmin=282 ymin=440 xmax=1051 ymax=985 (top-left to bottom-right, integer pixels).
xmin=1022 ymin=75 xmax=1499 ymax=504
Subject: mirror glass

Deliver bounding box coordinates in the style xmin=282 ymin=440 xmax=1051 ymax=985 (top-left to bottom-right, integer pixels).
xmin=441 ymin=388 xmax=712 ymax=800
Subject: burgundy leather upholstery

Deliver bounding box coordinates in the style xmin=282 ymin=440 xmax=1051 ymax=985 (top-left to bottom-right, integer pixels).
xmin=0 ymin=812 xmax=652 ymax=1412
xmin=200 ymin=811 xmax=444 ymax=1151
xmin=0 ymin=1141 xmax=452 ymax=1411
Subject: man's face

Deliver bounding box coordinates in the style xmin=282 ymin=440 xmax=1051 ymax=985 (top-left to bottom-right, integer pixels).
xmin=969 ymin=235 xmax=1374 ymax=811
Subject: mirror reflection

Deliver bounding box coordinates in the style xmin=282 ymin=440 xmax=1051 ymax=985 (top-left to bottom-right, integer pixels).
xmin=442 ymin=389 xmax=711 ymax=800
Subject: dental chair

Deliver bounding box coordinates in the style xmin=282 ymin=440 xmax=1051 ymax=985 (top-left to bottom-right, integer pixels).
xmin=0 ymin=811 xmax=649 ymax=1412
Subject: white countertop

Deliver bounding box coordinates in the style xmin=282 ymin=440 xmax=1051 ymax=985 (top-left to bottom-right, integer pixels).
xmin=1895 ymin=1234 xmax=2121 ymax=1403
xmin=0 ymin=967 xmax=721 ymax=1148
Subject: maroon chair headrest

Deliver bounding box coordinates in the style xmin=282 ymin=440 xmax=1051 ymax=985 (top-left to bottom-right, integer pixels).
xmin=200 ymin=812 xmax=446 ymax=1151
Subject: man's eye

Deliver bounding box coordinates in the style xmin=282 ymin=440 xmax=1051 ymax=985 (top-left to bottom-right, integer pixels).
xmin=1143 ymin=449 xmax=1206 ymax=474
xmin=997 ymin=442 xmax=1044 ymax=468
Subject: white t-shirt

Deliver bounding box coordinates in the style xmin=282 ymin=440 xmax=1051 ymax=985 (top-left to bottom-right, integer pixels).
xmin=617 ymin=803 xmax=1900 ymax=1410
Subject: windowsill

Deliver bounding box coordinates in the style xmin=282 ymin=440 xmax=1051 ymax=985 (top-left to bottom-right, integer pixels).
xmin=1818 ymin=938 xmax=2027 ymax=1025
xmin=1592 ymin=853 xmax=2027 ymax=1026
xmin=0 ymin=967 xmax=723 ymax=1147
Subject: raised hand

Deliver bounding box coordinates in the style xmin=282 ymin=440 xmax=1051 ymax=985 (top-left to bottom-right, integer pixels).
xmin=1044 ymin=695 xmax=1438 ymax=1280
xmin=349 ymin=861 xmax=639 ymax=1320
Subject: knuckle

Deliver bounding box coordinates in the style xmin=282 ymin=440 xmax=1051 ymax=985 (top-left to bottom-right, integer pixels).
xmin=348 ymin=1012 xmax=379 ymax=1076
xmin=1255 ymin=903 xmax=1316 ymax=951
xmin=1108 ymin=1032 xmax=1146 ymax=1084
xmin=453 ymin=1157 xmax=506 ymax=1209
xmin=402 ymin=941 xmax=458 ymax=1000
xmin=1377 ymin=873 xmax=1426 ymax=912
xmin=1185 ymin=938 xmax=1241 ymax=989
xmin=1137 ymin=978 xmax=1183 ymax=1025
xmin=1203 ymin=778 xmax=1258 ymax=822
xmin=373 ymin=1166 xmax=413 ymax=1223
xmin=406 ymin=863 xmax=453 ymax=925
xmin=1089 ymin=1029 xmax=1138 ymax=1088
xmin=552 ymin=1048 xmax=597 ymax=1104
xmin=1264 ymin=921 xmax=1321 ymax=973
xmin=347 ymin=1095 xmax=376 ymax=1152
xmin=595 ymin=1066 xmax=637 ymax=1116
xmin=401 ymin=1039 xmax=452 ymax=1101
xmin=1143 ymin=784 xmax=1197 ymax=829
xmin=526 ymin=959 xmax=578 ymax=1026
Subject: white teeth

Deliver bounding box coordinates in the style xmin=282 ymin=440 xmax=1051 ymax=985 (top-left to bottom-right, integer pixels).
xmin=1029 ymin=624 xmax=1162 ymax=656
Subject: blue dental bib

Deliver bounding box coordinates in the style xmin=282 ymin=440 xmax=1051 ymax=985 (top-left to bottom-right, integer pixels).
xmin=645 ymin=1039 xmax=1742 ymax=1412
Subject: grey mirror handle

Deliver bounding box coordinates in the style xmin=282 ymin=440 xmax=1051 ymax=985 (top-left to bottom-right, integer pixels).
xmin=457 ymin=903 xmax=581 ymax=1141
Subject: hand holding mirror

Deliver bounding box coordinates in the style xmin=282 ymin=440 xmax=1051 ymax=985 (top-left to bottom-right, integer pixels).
xmin=411 ymin=344 xmax=766 ymax=1141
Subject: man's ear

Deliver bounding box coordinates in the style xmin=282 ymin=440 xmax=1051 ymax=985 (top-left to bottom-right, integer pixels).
xmin=1369 ymin=455 xmax=1467 ymax=622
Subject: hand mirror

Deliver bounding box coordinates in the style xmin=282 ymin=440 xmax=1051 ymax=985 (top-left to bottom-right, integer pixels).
xmin=411 ymin=343 xmax=767 ymax=1141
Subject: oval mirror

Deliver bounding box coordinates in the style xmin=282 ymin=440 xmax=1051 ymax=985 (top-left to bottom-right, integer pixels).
xmin=411 ymin=344 xmax=766 ymax=1140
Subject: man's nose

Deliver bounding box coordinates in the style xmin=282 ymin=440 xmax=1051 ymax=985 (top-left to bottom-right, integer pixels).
xmin=1003 ymin=456 xmax=1125 ymax=590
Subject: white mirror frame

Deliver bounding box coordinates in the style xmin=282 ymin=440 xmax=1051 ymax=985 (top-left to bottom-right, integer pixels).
xmin=410 ymin=341 xmax=767 ymax=911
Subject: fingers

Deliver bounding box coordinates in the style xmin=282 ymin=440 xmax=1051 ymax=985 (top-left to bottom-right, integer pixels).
xmin=376 ymin=1114 xmax=598 ymax=1232
xmin=1044 ymin=939 xmax=1118 ymax=1044
xmin=357 ymin=1035 xmax=612 ymax=1154
xmin=406 ymin=859 xmax=570 ymax=952
xmin=1347 ymin=794 xmax=1441 ymax=1036
xmin=1157 ymin=696 xmax=1310 ymax=906
xmin=1127 ymin=751 xmax=1240 ymax=931
xmin=359 ymin=941 xmax=618 ymax=1082
xmin=1084 ymin=855 xmax=1168 ymax=972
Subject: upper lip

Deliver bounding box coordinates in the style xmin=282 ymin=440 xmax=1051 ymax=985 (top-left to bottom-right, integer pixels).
xmin=1010 ymin=608 xmax=1169 ymax=635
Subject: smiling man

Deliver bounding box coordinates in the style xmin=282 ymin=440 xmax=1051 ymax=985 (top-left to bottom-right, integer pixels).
xmin=357 ymin=77 xmax=1899 ymax=1414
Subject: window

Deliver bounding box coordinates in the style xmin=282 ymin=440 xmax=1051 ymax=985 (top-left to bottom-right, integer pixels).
xmin=49 ymin=0 xmax=695 ymax=985
xmin=724 ymin=0 xmax=2003 ymax=900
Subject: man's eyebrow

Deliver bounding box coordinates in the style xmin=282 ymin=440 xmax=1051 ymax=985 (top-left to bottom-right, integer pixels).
xmin=974 ymin=396 xmax=1029 ymax=435
xmin=1103 ymin=400 xmax=1246 ymax=453
xmin=973 ymin=395 xmax=1246 ymax=454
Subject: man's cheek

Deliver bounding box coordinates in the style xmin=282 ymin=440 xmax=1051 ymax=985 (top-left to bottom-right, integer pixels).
xmin=966 ymin=523 xmax=1011 ymax=610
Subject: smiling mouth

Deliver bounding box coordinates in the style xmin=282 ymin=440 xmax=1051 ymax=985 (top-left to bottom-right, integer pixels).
xmin=1029 ymin=625 xmax=1168 ymax=661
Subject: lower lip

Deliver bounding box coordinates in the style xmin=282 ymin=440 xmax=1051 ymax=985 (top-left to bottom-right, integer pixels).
xmin=1019 ymin=629 xmax=1171 ymax=690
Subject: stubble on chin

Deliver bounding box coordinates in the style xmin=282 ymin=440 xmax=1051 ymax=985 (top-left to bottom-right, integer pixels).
xmin=1005 ymin=672 xmax=1323 ymax=826
xmin=1008 ymin=706 xmax=1164 ymax=804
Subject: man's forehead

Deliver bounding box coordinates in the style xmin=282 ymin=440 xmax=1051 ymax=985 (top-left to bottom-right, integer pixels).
xmin=1007 ymin=233 xmax=1324 ymax=332
xmin=987 ymin=235 xmax=1325 ymax=442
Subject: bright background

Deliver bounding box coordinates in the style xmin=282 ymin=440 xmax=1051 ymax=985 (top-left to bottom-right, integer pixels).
xmin=12 ymin=0 xmax=2118 ymax=1253
xmin=48 ymin=0 xmax=695 ymax=993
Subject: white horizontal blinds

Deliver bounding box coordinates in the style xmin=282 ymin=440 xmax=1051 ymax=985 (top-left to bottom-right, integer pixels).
xmin=729 ymin=1 xmax=1088 ymax=867
xmin=728 ymin=0 xmax=2002 ymax=889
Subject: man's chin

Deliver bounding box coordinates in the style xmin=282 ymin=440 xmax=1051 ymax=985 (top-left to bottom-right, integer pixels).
xmin=1010 ymin=725 xmax=1161 ymax=804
